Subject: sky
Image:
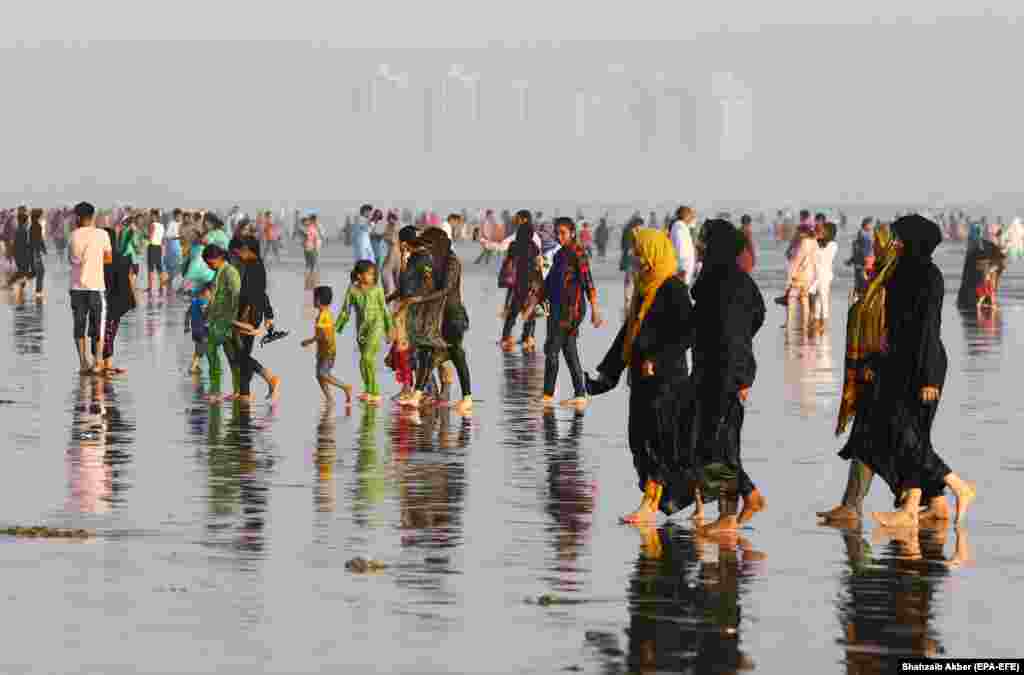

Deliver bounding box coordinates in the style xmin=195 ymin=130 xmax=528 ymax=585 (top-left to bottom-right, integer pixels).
xmin=2 ymin=1 xmax=1021 ymax=210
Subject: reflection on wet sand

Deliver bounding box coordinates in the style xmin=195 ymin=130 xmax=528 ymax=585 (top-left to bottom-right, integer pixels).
xmin=542 ymin=409 xmax=593 ymax=594
xmin=352 ymin=405 xmax=386 ymax=528
xmin=315 ymin=409 xmax=338 ymax=514
xmin=835 ymin=526 xmax=972 ymax=673
xmin=202 ymin=402 xmax=271 ymax=563
xmin=959 ymin=306 xmax=1004 ymax=359
xmin=588 ymin=525 xmax=764 ymax=674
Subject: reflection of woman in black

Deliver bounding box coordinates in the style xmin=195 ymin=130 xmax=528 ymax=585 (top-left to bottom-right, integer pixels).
xmin=598 ymin=527 xmax=761 ymax=674
xmin=398 ymin=404 xmax=469 ymax=542
xmin=541 ymin=410 xmax=593 ymax=593
xmin=834 ymin=527 xmax=970 ymax=671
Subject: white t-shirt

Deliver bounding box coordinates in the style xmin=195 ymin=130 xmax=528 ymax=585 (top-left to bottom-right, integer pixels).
xmin=69 ymin=226 xmax=112 ymax=291
xmin=164 ymin=221 xmax=180 ymax=241
xmin=149 ymin=221 xmax=165 ymax=246
xmin=815 ymin=241 xmax=838 ymax=286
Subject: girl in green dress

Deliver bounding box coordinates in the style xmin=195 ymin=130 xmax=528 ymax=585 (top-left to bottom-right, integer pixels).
xmin=336 ymin=261 xmax=395 ymax=404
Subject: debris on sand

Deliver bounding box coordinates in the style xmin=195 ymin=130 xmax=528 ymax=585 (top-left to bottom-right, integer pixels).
xmin=1 ymin=526 xmax=93 ymax=539
xmin=345 ymin=557 xmax=387 ymax=573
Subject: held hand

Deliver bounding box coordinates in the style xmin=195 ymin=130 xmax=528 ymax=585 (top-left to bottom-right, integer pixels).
xmin=591 ymin=308 xmax=605 ymax=328
xmin=639 ymin=360 xmax=655 ymax=377
xmin=920 ymin=386 xmax=940 ymax=402
xmin=738 ymin=387 xmax=751 ymax=402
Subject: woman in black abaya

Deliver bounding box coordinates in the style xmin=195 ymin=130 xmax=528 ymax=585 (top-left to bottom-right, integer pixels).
xmin=690 ymin=219 xmax=766 ymax=534
xmin=587 ymin=229 xmax=699 ymax=524
xmin=867 ymin=215 xmax=976 ymax=526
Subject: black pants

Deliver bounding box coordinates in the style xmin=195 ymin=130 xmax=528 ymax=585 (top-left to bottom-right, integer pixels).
xmin=501 ymin=289 xmax=536 ymax=341
xmin=543 ymin=315 xmax=585 ymax=398
xmin=444 ymin=329 xmax=471 ymax=398
xmin=228 ymin=334 xmax=264 ymax=396
xmin=33 ymin=257 xmax=44 ymax=293
xmin=70 ymin=290 xmax=105 ymax=341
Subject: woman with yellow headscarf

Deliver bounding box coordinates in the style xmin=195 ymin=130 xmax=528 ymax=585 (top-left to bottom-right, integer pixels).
xmin=586 ymin=228 xmax=699 ymax=526
xmin=817 ymin=225 xmax=899 ymax=524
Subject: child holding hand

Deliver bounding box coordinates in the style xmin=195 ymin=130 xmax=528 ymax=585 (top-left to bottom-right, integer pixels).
xmin=335 ymin=261 xmax=394 ymax=405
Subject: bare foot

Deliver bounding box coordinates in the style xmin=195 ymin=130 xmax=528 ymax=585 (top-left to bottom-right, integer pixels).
xmin=816 ymin=504 xmax=861 ymax=524
xmin=919 ymin=497 xmax=951 ymax=526
xmin=357 ymin=393 xmax=370 ymax=401
xmin=621 ymin=502 xmax=658 ymax=525
xmin=266 ymin=376 xmax=281 ymax=401
xmin=739 ymin=488 xmax=766 ymax=524
xmin=699 ymin=515 xmax=739 ymax=535
xmin=946 ymin=527 xmax=972 ymax=569
xmin=636 ymin=523 xmax=663 ymax=560
xmin=871 ymin=509 xmax=918 ymax=528
xmin=560 ymin=397 xmax=589 ymax=409
xmin=365 ymin=395 xmax=382 ymax=406
xmin=341 ymin=384 xmax=354 ymax=404
xmin=954 ymin=482 xmax=976 ymax=524
xmin=541 ymin=395 xmax=556 ymax=407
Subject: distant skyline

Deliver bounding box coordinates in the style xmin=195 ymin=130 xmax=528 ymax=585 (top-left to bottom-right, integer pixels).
xmin=3 ymin=3 xmax=1022 ymax=209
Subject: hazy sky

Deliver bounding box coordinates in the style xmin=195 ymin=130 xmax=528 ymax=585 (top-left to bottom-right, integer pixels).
xmin=3 ymin=2 xmax=1022 ymax=209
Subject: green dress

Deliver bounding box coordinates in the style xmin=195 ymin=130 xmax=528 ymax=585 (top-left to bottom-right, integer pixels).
xmin=205 ymin=263 xmax=242 ymax=394
xmin=336 ymin=284 xmax=394 ymax=395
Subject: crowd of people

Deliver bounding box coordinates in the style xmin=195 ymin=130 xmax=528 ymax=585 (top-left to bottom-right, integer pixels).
xmin=6 ymin=198 xmax=1014 ymax=539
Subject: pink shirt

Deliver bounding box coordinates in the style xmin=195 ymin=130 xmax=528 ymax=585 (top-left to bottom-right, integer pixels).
xmin=69 ymin=226 xmax=112 ymax=291
xmin=787 ymin=237 xmax=818 ymax=288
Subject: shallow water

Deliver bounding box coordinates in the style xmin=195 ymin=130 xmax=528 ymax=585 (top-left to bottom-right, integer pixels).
xmin=1 ymin=234 xmax=1020 ymax=674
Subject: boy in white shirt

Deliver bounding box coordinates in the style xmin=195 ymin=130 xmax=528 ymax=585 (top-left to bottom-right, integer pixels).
xmin=68 ymin=202 xmax=113 ymax=373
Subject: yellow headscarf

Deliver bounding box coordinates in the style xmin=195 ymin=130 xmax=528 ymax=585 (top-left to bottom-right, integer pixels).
xmin=623 ymin=229 xmax=678 ymax=365
xmin=835 ymin=226 xmax=899 ymax=435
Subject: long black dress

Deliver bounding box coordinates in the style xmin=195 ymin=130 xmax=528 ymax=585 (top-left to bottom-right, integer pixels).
xmin=690 ymin=219 xmax=765 ymax=499
xmin=591 ymin=276 xmax=697 ymax=515
xmin=848 ymin=215 xmax=951 ymax=504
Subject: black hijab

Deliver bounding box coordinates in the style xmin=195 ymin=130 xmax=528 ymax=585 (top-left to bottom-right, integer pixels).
xmin=691 ymin=219 xmax=742 ymax=302
xmin=891 ymin=214 xmax=942 ymax=266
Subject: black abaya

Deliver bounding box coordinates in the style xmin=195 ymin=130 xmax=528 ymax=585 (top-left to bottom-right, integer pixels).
xmin=846 ymin=215 xmax=952 ymax=504
xmin=690 ymin=220 xmax=765 ymax=499
xmin=592 ymin=277 xmax=697 ymax=514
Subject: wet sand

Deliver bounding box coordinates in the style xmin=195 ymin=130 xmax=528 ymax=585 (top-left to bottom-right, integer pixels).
xmin=0 ymin=235 xmax=1020 ymax=673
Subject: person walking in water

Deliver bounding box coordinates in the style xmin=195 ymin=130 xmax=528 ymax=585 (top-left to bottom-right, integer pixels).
xmin=528 ymin=217 xmax=603 ymax=408
xmin=352 ymin=204 xmax=376 ymax=266
xmin=335 ymin=260 xmax=394 ymax=405
xmin=587 ymin=228 xmax=699 ymax=525
xmin=68 ymin=202 xmax=113 ymax=375
xmin=669 ymin=206 xmax=697 ymax=286
xmin=691 ymin=219 xmax=767 ymax=534
xmin=620 ymin=215 xmax=642 ymax=321
xmin=836 ymin=215 xmax=977 ymax=528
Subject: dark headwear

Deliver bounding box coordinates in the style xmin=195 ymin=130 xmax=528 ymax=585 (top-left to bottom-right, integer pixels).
xmin=701 ymin=219 xmax=743 ymax=268
xmin=74 ymin=202 xmax=95 ymax=219
xmin=513 ymin=217 xmax=538 ymax=303
xmin=202 ymin=244 xmax=227 ymax=262
xmin=399 ymin=225 xmax=419 ymax=243
xmin=891 ymin=214 xmax=942 ymax=262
